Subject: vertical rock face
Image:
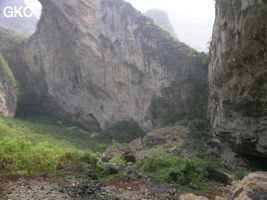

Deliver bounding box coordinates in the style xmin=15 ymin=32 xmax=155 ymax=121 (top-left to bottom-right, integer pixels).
xmin=0 ymin=55 xmax=17 ymax=117
xmin=209 ymin=0 xmax=267 ymax=158
xmin=0 ymin=0 xmax=37 ymax=36
xmin=22 ymin=0 xmax=207 ymax=130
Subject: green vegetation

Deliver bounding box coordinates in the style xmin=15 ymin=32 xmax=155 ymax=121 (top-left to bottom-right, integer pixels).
xmin=0 ymin=115 xmax=144 ymax=153
xmin=185 ymin=119 xmax=212 ymax=157
xmin=0 ymin=115 xmax=98 ymax=152
xmin=108 ymin=155 xmax=127 ymax=165
xmin=0 ymin=26 xmax=25 ymax=50
xmin=138 ymin=156 xmax=229 ymax=190
xmin=0 ymin=136 xmax=99 ymax=175
xmin=0 ymin=54 xmax=17 ymax=93
xmin=234 ymin=170 xmax=247 ymax=180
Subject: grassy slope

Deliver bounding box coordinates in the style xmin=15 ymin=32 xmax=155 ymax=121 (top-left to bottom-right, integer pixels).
xmin=0 ymin=114 xmax=144 ymax=153
xmin=0 ymin=115 xmax=103 ymax=153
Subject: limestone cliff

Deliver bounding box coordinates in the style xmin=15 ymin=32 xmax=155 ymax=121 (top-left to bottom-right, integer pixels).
xmin=20 ymin=0 xmax=207 ymax=130
xmin=209 ymin=0 xmax=267 ymax=158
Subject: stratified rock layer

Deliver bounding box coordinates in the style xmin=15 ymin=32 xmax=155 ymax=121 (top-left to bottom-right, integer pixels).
xmin=21 ymin=0 xmax=207 ymax=130
xmin=209 ymin=0 xmax=267 ymax=157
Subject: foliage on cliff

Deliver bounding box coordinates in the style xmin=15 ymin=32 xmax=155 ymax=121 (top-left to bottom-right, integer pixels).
xmin=0 ymin=26 xmax=25 ymax=51
xmin=0 ymin=54 xmax=17 ymax=93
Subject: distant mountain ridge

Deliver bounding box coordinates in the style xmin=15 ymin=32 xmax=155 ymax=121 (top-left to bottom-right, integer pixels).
xmin=0 ymin=0 xmax=37 ymax=36
xmin=145 ymin=9 xmax=176 ymax=37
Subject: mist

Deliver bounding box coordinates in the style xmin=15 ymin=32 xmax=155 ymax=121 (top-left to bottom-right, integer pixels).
xmin=125 ymin=0 xmax=215 ymax=52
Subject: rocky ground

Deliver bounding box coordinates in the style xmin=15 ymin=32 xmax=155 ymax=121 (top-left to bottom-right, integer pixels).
xmin=0 ymin=174 xmax=235 ymax=200
xmin=0 ymin=175 xmax=183 ymax=200
xmin=0 ymin=125 xmax=266 ymax=200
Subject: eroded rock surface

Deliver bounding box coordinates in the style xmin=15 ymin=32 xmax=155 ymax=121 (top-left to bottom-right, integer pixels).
xmin=209 ymin=0 xmax=267 ymax=158
xmin=21 ymin=0 xmax=207 ymax=130
xmin=232 ymin=171 xmax=267 ymax=200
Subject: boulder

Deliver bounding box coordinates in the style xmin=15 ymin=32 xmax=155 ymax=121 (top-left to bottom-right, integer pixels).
xmin=205 ymin=167 xmax=233 ymax=185
xmin=101 ymin=144 xmax=135 ymax=163
xmin=232 ymin=171 xmax=267 ymax=200
xmin=105 ymin=163 xmax=126 ymax=175
xmin=179 ymin=193 xmax=209 ymax=200
xmin=144 ymin=126 xmax=188 ymax=147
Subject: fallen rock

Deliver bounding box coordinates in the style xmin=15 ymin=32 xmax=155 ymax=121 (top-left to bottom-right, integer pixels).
xmin=105 ymin=164 xmax=126 ymax=175
xmin=101 ymin=144 xmax=136 ymax=163
xmin=205 ymin=167 xmax=233 ymax=185
xmin=130 ymin=138 xmax=143 ymax=152
xmin=145 ymin=126 xmax=188 ymax=147
xmin=232 ymin=171 xmax=267 ymax=200
xmin=215 ymin=197 xmax=228 ymax=200
xmin=179 ymin=193 xmax=209 ymax=200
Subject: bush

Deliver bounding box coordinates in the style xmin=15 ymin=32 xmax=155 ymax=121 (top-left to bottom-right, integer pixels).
xmin=139 ymin=156 xmax=208 ymax=190
xmin=108 ymin=156 xmax=127 ymax=165
xmin=0 ymin=137 xmax=60 ymax=174
xmin=0 ymin=137 xmax=99 ymax=175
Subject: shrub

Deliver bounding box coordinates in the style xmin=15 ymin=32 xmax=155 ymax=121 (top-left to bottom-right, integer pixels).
xmin=0 ymin=137 xmax=60 ymax=174
xmin=139 ymin=156 xmax=208 ymax=190
xmin=234 ymin=170 xmax=247 ymax=180
xmin=108 ymin=156 xmax=127 ymax=165
xmin=0 ymin=137 xmax=99 ymax=175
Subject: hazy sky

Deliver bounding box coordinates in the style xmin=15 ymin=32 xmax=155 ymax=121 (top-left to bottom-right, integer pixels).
xmin=125 ymin=0 xmax=215 ymax=52
xmin=25 ymin=0 xmax=215 ymax=52
xmin=25 ymin=0 xmax=41 ymax=17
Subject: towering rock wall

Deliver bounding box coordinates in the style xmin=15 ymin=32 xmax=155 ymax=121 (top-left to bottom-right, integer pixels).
xmin=21 ymin=0 xmax=207 ymax=130
xmin=209 ymin=0 xmax=267 ymax=158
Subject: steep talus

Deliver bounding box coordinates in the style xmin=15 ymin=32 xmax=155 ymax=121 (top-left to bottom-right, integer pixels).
xmin=209 ymin=0 xmax=267 ymax=158
xmin=19 ymin=0 xmax=208 ymax=130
